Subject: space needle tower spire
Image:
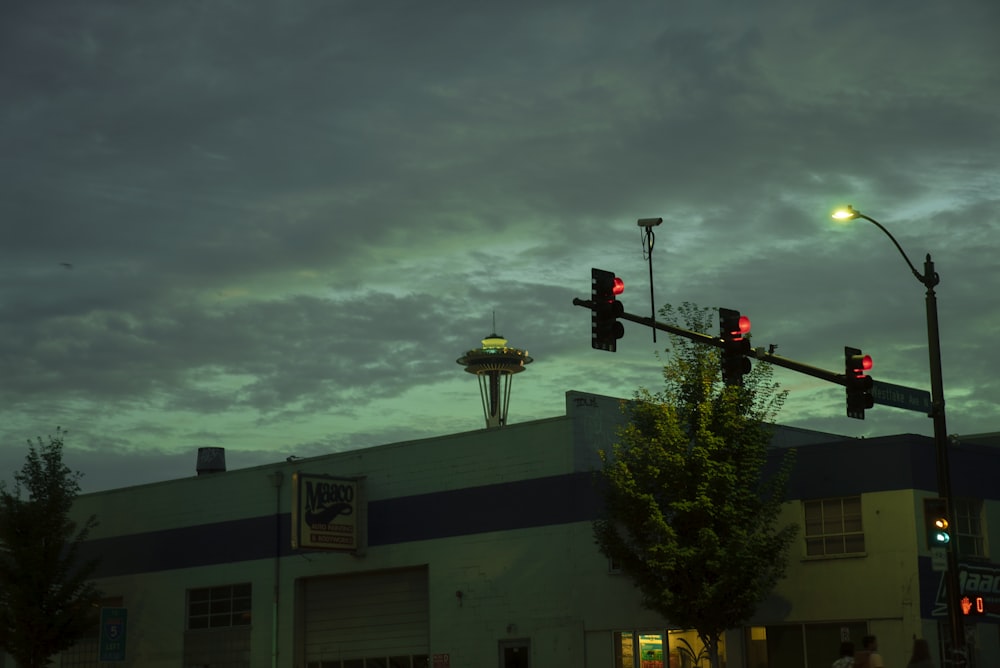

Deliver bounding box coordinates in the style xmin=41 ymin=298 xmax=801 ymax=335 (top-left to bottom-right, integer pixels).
xmin=457 ymin=315 xmax=533 ymax=429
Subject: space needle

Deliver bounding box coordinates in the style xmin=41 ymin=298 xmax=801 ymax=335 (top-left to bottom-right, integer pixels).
xmin=457 ymin=327 xmax=533 ymax=429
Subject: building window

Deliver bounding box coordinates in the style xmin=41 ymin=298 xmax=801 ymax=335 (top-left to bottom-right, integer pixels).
xmin=613 ymin=630 xmax=724 ymax=668
xmin=187 ymin=583 xmax=252 ymax=630
xmin=804 ymin=496 xmax=865 ymax=556
xmin=184 ymin=585 xmax=252 ymax=667
xmin=954 ymin=498 xmax=986 ymax=558
xmin=745 ymin=621 xmax=868 ymax=668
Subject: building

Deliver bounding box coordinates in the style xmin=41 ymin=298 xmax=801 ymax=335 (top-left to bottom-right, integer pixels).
xmin=754 ymin=430 xmax=1000 ymax=667
xmin=19 ymin=391 xmax=1000 ymax=667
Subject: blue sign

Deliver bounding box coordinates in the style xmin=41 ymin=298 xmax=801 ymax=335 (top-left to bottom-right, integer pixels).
xmin=922 ymin=560 xmax=1000 ymax=622
xmin=99 ymin=607 xmax=127 ymax=662
xmin=871 ymin=380 xmax=932 ymax=414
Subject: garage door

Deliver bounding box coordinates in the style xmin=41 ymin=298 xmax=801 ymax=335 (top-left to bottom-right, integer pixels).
xmin=304 ymin=567 xmax=429 ymax=668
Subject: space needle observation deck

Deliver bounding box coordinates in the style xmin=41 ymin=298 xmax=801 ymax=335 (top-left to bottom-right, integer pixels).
xmin=456 ymin=332 xmax=533 ymax=429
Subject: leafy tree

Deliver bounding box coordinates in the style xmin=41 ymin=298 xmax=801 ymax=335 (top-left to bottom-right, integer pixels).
xmin=0 ymin=428 xmax=101 ymax=667
xmin=594 ymin=303 xmax=798 ymax=668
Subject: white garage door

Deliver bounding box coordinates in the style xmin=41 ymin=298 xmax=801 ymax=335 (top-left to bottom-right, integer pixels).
xmin=304 ymin=567 xmax=429 ymax=668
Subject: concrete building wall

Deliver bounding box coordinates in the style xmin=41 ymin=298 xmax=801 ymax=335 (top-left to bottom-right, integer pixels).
xmin=757 ymin=489 xmax=923 ymax=665
xmin=72 ymin=523 xmax=664 ymax=666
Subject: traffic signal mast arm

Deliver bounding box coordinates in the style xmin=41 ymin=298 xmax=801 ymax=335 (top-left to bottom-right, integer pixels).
xmin=571 ymin=299 xmax=853 ymax=387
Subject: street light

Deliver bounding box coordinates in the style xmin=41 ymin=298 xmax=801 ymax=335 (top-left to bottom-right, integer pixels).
xmin=832 ymin=204 xmax=964 ymax=660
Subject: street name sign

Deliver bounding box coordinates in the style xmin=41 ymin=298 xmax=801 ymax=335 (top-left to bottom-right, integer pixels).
xmin=871 ymin=380 xmax=932 ymax=414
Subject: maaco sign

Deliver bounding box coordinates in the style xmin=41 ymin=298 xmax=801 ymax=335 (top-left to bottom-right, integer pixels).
xmin=292 ymin=473 xmax=362 ymax=552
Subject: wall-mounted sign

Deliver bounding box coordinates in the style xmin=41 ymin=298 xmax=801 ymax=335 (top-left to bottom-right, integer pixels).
xmin=932 ymin=562 xmax=1000 ymax=620
xmin=99 ymin=607 xmax=127 ymax=661
xmin=292 ymin=473 xmax=362 ymax=552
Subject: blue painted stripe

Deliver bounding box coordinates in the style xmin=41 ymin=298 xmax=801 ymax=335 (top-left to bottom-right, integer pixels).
xmin=82 ymin=472 xmax=601 ymax=578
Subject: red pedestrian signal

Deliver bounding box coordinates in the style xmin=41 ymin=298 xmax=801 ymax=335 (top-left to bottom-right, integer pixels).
xmin=960 ymin=596 xmax=985 ymax=615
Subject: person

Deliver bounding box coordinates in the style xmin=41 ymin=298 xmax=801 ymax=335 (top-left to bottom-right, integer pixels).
xmin=862 ymin=635 xmax=884 ymax=668
xmin=907 ymin=638 xmax=935 ymax=668
xmin=833 ymin=641 xmax=855 ymax=668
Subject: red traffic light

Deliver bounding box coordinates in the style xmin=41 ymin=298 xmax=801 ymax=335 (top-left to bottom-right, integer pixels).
xmin=719 ymin=308 xmax=752 ymax=386
xmin=845 ymin=346 xmax=874 ymax=419
xmin=723 ymin=313 xmax=750 ymax=340
xmin=591 ymin=268 xmax=625 ymax=352
xmin=849 ymin=353 xmax=873 ymax=377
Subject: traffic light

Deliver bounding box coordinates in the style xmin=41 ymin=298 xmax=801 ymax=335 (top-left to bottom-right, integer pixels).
xmin=924 ymin=497 xmax=951 ymax=549
xmin=844 ymin=346 xmax=874 ymax=419
xmin=591 ymin=268 xmax=624 ymax=352
xmin=719 ymin=308 xmax=751 ymax=386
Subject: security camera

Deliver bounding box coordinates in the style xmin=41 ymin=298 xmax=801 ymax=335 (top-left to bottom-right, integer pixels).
xmin=637 ymin=217 xmax=663 ymax=227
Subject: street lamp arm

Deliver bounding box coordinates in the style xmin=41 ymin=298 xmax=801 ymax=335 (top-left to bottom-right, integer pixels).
xmin=857 ymin=213 xmax=936 ymax=288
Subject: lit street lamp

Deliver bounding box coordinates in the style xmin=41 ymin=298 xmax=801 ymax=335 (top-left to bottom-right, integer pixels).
xmin=832 ymin=205 xmax=964 ymax=661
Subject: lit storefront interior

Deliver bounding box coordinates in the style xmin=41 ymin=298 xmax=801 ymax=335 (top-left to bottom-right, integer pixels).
xmin=613 ymin=629 xmax=725 ymax=668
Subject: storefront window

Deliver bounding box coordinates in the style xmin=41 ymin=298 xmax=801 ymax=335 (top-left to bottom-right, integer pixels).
xmin=614 ymin=630 xmax=724 ymax=668
xmin=614 ymin=631 xmax=636 ymax=668
xmin=743 ymin=621 xmax=868 ymax=668
xmin=638 ymin=634 xmax=664 ymax=668
xmin=668 ymin=629 xmax=716 ymax=668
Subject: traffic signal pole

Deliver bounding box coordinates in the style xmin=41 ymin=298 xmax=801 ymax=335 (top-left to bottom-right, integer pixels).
xmin=923 ymin=254 xmax=966 ymax=664
xmin=571 ymin=300 xmax=853 ymax=387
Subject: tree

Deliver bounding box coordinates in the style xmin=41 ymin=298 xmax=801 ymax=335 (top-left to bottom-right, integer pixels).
xmin=594 ymin=303 xmax=798 ymax=668
xmin=0 ymin=428 xmax=101 ymax=667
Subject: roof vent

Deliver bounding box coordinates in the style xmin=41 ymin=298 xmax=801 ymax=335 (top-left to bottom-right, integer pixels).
xmin=196 ymin=447 xmax=226 ymax=475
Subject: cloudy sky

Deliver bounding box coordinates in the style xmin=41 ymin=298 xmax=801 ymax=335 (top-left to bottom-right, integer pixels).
xmin=2 ymin=0 xmax=998 ymax=493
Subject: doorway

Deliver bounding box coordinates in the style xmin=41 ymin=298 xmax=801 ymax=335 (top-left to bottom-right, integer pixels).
xmin=499 ymin=639 xmax=530 ymax=668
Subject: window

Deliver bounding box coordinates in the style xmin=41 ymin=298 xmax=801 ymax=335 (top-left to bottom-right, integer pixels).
xmin=954 ymin=498 xmax=986 ymax=558
xmin=187 ymin=583 xmax=252 ymax=630
xmin=184 ymin=584 xmax=252 ymax=667
xmin=745 ymin=621 xmax=868 ymax=668
xmin=613 ymin=630 xmax=725 ymax=668
xmin=804 ymin=496 xmax=865 ymax=556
